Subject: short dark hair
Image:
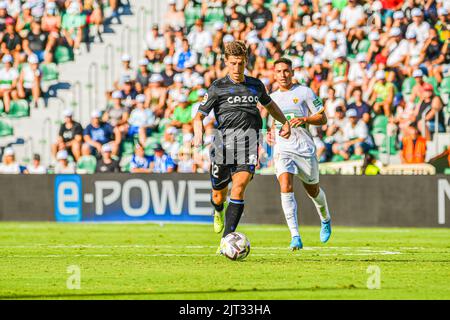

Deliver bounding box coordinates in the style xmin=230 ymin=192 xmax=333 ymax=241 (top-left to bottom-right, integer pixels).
xmin=273 ymin=58 xmax=293 ymax=69
xmin=33 ymin=154 xmax=40 ymax=161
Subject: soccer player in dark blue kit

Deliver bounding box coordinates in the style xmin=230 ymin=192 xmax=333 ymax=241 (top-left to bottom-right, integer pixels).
xmin=193 ymin=40 xmax=291 ymax=253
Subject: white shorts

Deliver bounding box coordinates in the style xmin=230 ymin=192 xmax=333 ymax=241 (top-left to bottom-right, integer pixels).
xmin=275 ymin=153 xmax=319 ymax=185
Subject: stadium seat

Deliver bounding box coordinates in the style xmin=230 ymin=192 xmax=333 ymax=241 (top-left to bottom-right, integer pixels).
xmin=440 ymin=77 xmax=450 ymax=105
xmin=349 ymin=154 xmax=363 ymax=160
xmin=184 ymin=5 xmax=202 ymax=29
xmin=424 ymin=76 xmax=440 ymax=96
xmin=41 ymin=63 xmax=60 ymax=82
xmin=144 ymin=136 xmax=160 ymax=155
xmin=331 ymin=154 xmax=345 ymax=162
xmin=7 ymin=100 xmax=30 ymax=118
xmin=402 ymin=77 xmax=416 ymax=97
xmin=76 ymin=155 xmax=97 ymax=174
xmin=204 ymin=7 xmax=225 ymax=29
xmin=120 ymin=155 xmax=132 ymax=173
xmin=445 ymin=168 xmax=450 ymax=175
xmin=121 ymin=139 xmax=135 ymax=156
xmin=0 ymin=119 xmax=14 ymax=137
xmin=357 ymin=39 xmax=371 ymax=53
xmin=371 ymin=115 xmax=388 ymax=134
xmin=54 ymin=45 xmax=74 ymax=64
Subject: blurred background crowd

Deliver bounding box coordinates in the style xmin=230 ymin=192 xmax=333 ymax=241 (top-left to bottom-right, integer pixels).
xmin=1 ymin=0 xmax=449 ymax=174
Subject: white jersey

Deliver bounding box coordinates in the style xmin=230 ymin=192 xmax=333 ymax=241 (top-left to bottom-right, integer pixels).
xmin=270 ymin=84 xmax=324 ymax=158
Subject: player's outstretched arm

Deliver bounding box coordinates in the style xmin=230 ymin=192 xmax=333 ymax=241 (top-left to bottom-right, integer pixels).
xmin=263 ymin=101 xmax=291 ymax=139
xmin=193 ymin=112 xmax=206 ymax=148
xmin=290 ymin=111 xmax=327 ymax=128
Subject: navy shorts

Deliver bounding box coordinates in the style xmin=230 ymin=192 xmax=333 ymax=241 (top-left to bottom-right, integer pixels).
xmin=210 ymin=162 xmax=256 ymax=191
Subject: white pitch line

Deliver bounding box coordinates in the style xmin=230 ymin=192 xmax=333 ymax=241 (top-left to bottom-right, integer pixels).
xmin=0 ymin=244 xmax=408 ymax=251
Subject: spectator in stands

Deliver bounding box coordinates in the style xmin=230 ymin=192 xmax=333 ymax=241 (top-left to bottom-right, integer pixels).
xmin=394 ymin=96 xmax=416 ymax=139
xmin=102 ymin=90 xmax=129 ymax=149
xmin=188 ymin=19 xmax=213 ymax=56
xmin=332 ymin=108 xmax=372 ymax=160
xmin=135 ymin=58 xmax=150 ymax=93
xmin=26 ymin=153 xmax=46 ymax=174
xmin=146 ymin=23 xmax=166 ymax=56
xmin=130 ymin=143 xmax=152 ymax=173
xmin=96 ymin=143 xmax=120 ymax=173
xmin=161 ymin=56 xmax=176 ymax=87
xmin=346 ymin=88 xmax=371 ymax=124
xmin=173 ymin=38 xmax=198 ymax=71
xmin=328 ymin=51 xmax=349 ymax=99
xmin=413 ymin=82 xmax=445 ymax=140
xmin=161 ymin=126 xmax=181 ymax=163
xmin=83 ymin=110 xmax=117 ymax=156
xmin=146 ymin=73 xmax=167 ymax=118
xmin=15 ymin=2 xmax=33 ymax=34
xmin=17 ymin=54 xmax=41 ymax=108
xmin=41 ymin=2 xmax=61 ymax=44
xmin=324 ymin=87 xmax=345 ymax=123
xmin=249 ymin=0 xmax=273 ymax=38
xmin=164 ymin=0 xmax=185 ymax=30
xmin=346 ymin=53 xmax=369 ymax=100
xmin=117 ymin=55 xmax=135 ymax=88
xmin=52 ymin=108 xmax=82 ymax=161
xmin=150 ymin=143 xmax=175 ymax=173
xmin=121 ymin=76 xmax=138 ymax=107
xmin=61 ymin=1 xmax=86 ymax=55
xmin=176 ymin=146 xmax=196 ymax=173
xmin=76 ymin=143 xmax=97 ymax=174
xmin=0 ymin=147 xmax=21 ymax=174
xmin=401 ymin=123 xmax=427 ymax=164
xmin=23 ymin=19 xmax=55 ymax=62
xmin=170 ymin=94 xmax=192 ymax=131
xmin=54 ymin=149 xmax=76 ymax=174
xmin=1 ymin=17 xmax=22 ymax=63
xmin=409 ymin=68 xmax=426 ymax=104
xmin=0 ymin=54 xmax=18 ymax=113
xmin=83 ymin=0 xmax=104 ymax=43
xmin=407 ymin=8 xmax=430 ymax=44
xmin=128 ymin=94 xmax=157 ymax=146
xmin=369 ymin=70 xmax=395 ymax=116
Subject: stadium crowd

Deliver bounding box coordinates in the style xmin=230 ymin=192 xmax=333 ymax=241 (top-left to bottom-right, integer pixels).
xmin=1 ymin=0 xmax=450 ymax=174
xmin=0 ymin=0 xmax=120 ymax=113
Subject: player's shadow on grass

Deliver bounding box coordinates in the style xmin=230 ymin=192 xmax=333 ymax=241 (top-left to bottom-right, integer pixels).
xmin=0 ymin=286 xmax=367 ymax=299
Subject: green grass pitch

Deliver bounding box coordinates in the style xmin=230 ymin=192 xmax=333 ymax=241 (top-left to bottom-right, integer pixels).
xmin=0 ymin=222 xmax=449 ymax=300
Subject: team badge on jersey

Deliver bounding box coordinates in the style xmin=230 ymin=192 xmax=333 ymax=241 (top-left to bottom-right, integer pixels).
xmin=200 ymin=93 xmax=208 ymax=106
xmin=293 ymin=98 xmax=299 ymax=104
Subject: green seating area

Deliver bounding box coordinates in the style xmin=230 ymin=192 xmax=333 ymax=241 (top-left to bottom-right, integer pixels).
xmin=76 ymin=155 xmax=97 ymax=174
xmin=54 ymin=45 xmax=74 ymax=64
xmin=41 ymin=63 xmax=60 ymax=82
xmin=0 ymin=119 xmax=14 ymax=137
xmin=371 ymin=115 xmax=397 ymax=155
xmin=6 ymin=100 xmax=30 ymax=118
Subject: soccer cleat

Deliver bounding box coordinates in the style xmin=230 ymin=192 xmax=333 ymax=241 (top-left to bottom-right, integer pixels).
xmin=213 ymin=201 xmax=228 ymax=233
xmin=320 ymin=220 xmax=332 ymax=243
xmin=290 ymin=236 xmax=303 ymax=251
xmin=216 ymin=238 xmax=225 ymax=255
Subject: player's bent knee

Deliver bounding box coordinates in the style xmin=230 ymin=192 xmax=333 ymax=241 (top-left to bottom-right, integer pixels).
xmin=212 ymin=190 xmax=226 ymax=204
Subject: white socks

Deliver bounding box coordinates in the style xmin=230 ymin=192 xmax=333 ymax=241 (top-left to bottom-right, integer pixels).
xmin=280 ymin=192 xmax=299 ymax=237
xmin=307 ymin=188 xmax=331 ymax=223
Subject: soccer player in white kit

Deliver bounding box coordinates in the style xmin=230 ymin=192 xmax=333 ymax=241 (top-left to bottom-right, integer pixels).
xmin=268 ymin=58 xmax=332 ymax=250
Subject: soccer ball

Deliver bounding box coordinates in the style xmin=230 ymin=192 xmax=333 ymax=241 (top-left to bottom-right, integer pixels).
xmin=223 ymin=232 xmax=251 ymax=261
